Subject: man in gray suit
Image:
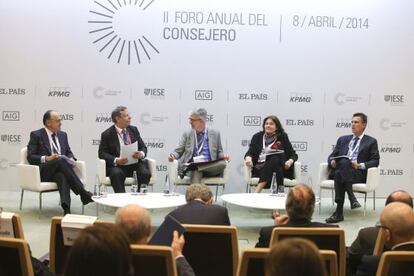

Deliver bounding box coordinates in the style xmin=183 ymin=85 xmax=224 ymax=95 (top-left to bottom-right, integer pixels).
xmin=168 ymin=108 xmax=229 ymax=183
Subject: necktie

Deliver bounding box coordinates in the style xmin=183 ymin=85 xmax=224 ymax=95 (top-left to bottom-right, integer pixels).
xmin=351 ymin=137 xmax=359 ymax=150
xmin=51 ymin=133 xmax=59 ymax=154
xmin=122 ymin=129 xmax=129 ymax=145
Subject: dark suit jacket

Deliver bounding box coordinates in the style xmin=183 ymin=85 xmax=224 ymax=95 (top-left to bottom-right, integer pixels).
xmin=176 ymin=256 xmax=195 ymax=276
xmin=328 ymin=134 xmax=379 ymax=181
xmin=27 ymin=128 xmax=75 ymax=166
xmin=255 ymin=218 xmax=338 ymax=248
xmin=168 ymin=200 xmax=231 ymax=226
xmin=356 ymin=243 xmax=414 ymax=276
xmin=98 ymin=125 xmax=147 ymax=172
xmin=245 ymin=131 xmax=298 ymax=179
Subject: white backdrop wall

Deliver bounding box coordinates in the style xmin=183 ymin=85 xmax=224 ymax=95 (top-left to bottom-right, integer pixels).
xmin=1 ymin=0 xmax=413 ymax=196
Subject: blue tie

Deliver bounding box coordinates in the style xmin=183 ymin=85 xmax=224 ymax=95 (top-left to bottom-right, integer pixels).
xmin=122 ymin=129 xmax=129 ymax=145
xmin=351 ymin=137 xmax=359 ymax=150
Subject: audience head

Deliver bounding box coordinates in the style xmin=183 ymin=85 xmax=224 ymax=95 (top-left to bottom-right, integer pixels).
xmin=285 ymin=184 xmax=315 ymax=221
xmin=189 ymin=108 xmax=207 ymax=131
xmin=64 ymin=224 xmax=132 ymax=276
xmin=265 ymin=238 xmax=327 ymax=276
xmin=115 ymin=204 xmax=151 ymax=244
xmin=262 ymin=115 xmax=284 ymax=135
xmin=111 ymin=106 xmax=131 ymax=128
xmin=385 ymin=190 xmax=413 ymax=208
xmin=185 ymin=184 xmax=213 ymax=204
xmin=43 ymin=110 xmax=61 ymax=132
xmin=379 ymin=202 xmax=414 ymax=247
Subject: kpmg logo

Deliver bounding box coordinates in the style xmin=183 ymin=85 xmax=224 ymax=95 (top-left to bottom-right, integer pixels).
xmin=384 ymin=95 xmax=404 ymax=106
xmin=95 ymin=113 xmax=112 ymax=123
xmin=289 ymin=93 xmax=312 ymax=103
xmin=0 ymin=88 xmax=25 ymax=95
xmin=195 ymin=90 xmax=213 ymax=100
xmin=243 ymin=116 xmax=261 ymax=126
xmin=92 ymin=139 xmax=101 ymax=146
xmin=241 ymin=139 xmax=250 ymax=147
xmin=380 ymin=118 xmax=406 ymax=131
xmin=140 ymin=112 xmax=168 ymax=125
xmin=2 ymin=111 xmax=20 ymax=121
xmin=60 ymin=114 xmax=74 ymax=121
xmin=291 ymin=141 xmax=308 ymax=152
xmin=286 ymin=119 xmax=314 ymax=126
xmin=380 ymin=168 xmax=404 ymax=176
xmin=156 ymin=164 xmax=168 ymax=172
xmin=49 ymin=87 xmax=71 ymax=97
xmin=381 ymin=143 xmax=402 ymax=153
xmin=144 ymin=88 xmax=165 ymax=99
xmin=93 ymin=87 xmax=122 ymax=99
xmin=336 ymin=118 xmax=351 ymax=128
xmin=88 ymin=1 xmax=159 ymax=65
xmin=334 ymin=93 xmax=362 ymax=105
xmin=1 ymin=134 xmax=22 ymax=144
xmin=238 ymin=92 xmax=268 ymax=100
xmin=144 ymin=138 xmax=165 ymax=149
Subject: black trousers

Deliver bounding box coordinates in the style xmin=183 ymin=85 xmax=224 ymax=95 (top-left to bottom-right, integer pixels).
xmin=252 ymin=154 xmax=285 ymax=189
xmin=333 ymin=158 xmax=365 ymax=205
xmin=108 ymin=160 xmax=151 ymax=193
xmin=40 ymin=158 xmax=84 ymax=208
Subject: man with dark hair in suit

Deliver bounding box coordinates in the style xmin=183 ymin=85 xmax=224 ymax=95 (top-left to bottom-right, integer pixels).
xmin=98 ymin=106 xmax=151 ymax=193
xmin=326 ymin=112 xmax=380 ymax=223
xmin=356 ymin=202 xmax=414 ymax=276
xmin=167 ymin=184 xmax=231 ymax=225
xmin=256 ymin=184 xmax=338 ymax=248
xmin=348 ymin=190 xmax=413 ymax=275
xmin=27 ymin=110 xmax=93 ymax=215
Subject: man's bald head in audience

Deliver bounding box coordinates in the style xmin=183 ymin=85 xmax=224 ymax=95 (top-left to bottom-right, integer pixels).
xmin=380 ymin=202 xmax=414 ymax=247
xmin=385 ymin=190 xmax=413 ymax=208
xmin=115 ymin=204 xmax=151 ymax=244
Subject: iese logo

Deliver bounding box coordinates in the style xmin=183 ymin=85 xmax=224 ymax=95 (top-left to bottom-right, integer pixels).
xmin=2 ymin=111 xmax=20 ymax=121
xmin=195 ymin=90 xmax=213 ymax=100
xmin=144 ymin=88 xmax=165 ymax=97
xmin=243 ymin=116 xmax=261 ymax=126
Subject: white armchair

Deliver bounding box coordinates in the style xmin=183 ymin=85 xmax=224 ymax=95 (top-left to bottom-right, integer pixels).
xmin=16 ymin=147 xmax=87 ymax=214
xmin=168 ymin=159 xmax=229 ymax=201
xmin=96 ymin=158 xmax=157 ymax=191
xmin=318 ymin=162 xmax=380 ymax=215
xmin=244 ymin=161 xmax=302 ymax=193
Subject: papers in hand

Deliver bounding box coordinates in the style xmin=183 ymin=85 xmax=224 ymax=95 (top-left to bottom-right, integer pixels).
xmin=329 ymin=155 xmax=350 ymax=160
xmin=120 ymin=141 xmax=139 ymax=165
xmin=59 ymin=155 xmax=76 ymax=166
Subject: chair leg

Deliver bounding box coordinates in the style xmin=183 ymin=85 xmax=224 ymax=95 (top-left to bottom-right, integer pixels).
xmin=82 ymin=204 xmax=85 ymax=215
xmin=363 ymin=193 xmax=367 ymax=216
xmin=19 ymin=190 xmax=24 ymax=210
xmin=39 ymin=192 xmax=43 ymax=215
xmin=373 ymin=191 xmax=376 ymax=210
xmin=215 ymin=185 xmax=219 ymax=202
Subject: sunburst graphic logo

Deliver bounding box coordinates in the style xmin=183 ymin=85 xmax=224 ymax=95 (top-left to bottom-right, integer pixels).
xmin=88 ymin=0 xmax=159 ymax=65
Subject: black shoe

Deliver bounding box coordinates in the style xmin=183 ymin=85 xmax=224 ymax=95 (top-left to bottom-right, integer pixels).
xmin=80 ymin=191 xmax=93 ymax=205
xmin=325 ymin=212 xmax=344 ymax=223
xmin=62 ymin=205 xmax=71 ymax=216
xmin=351 ymin=200 xmax=362 ymax=209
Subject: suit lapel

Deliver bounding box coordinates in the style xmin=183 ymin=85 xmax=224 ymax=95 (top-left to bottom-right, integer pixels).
xmin=40 ymin=128 xmax=52 ymax=155
xmin=112 ymin=125 xmax=121 ymax=156
xmin=357 ymin=135 xmax=368 ymax=156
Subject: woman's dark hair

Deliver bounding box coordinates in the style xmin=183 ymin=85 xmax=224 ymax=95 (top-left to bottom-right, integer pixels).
xmin=64 ymin=224 xmax=132 ymax=276
xmin=262 ymin=115 xmax=284 ymax=134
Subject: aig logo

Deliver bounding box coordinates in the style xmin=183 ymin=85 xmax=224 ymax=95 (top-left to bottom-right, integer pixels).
xmin=380 ymin=143 xmax=402 ymax=153
xmin=380 ymin=169 xmax=404 ymax=176
xmin=289 ymin=93 xmax=312 ymax=103
xmin=238 ymin=93 xmax=268 ymax=100
xmin=243 ymin=116 xmax=261 ymax=126
xmin=0 ymin=88 xmax=25 ymax=95
xmin=195 ymin=90 xmax=213 ymax=100
xmin=144 ymin=138 xmax=165 ymax=149
xmin=95 ymin=113 xmax=112 ymax=123
xmin=2 ymin=111 xmax=20 ymax=121
xmin=286 ymin=119 xmax=314 ymax=126
xmin=93 ymin=87 xmax=122 ymax=99
xmin=60 ymin=114 xmax=74 ymax=121
xmin=49 ymin=87 xmax=71 ymax=97
xmin=336 ymin=118 xmax=351 ymax=128
xmin=291 ymin=141 xmax=308 ymax=151
xmin=384 ymin=95 xmax=404 ymax=106
xmin=144 ymin=88 xmax=165 ymax=99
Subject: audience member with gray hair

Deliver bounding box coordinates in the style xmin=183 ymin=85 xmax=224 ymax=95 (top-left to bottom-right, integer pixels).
xmin=256 ymin=184 xmax=338 ymax=248
xmin=168 ymin=108 xmax=229 ymax=183
xmin=167 ymin=184 xmax=231 ymax=225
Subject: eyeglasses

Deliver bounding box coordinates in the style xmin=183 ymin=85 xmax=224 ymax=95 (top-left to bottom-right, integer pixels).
xmin=375 ymin=222 xmax=390 ymax=231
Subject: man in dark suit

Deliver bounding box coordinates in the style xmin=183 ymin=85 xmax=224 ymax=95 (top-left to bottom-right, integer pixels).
xmin=115 ymin=204 xmax=195 ymax=276
xmin=356 ymin=202 xmax=414 ymax=276
xmin=348 ymin=190 xmax=413 ymax=275
xmin=27 ymin=110 xmax=93 ymax=215
xmin=326 ymin=112 xmax=380 ymax=223
xmin=256 ymin=184 xmax=338 ymax=248
xmin=98 ymin=106 xmax=150 ymax=193
xmin=167 ymin=184 xmax=231 ymax=225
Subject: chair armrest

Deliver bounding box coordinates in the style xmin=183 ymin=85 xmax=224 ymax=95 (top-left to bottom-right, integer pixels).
xmin=318 ymin=162 xmax=329 ymax=183
xmin=365 ymin=167 xmax=380 ymax=191
xmin=293 ymin=161 xmax=301 ymax=182
xmin=16 ymin=164 xmax=42 ymax=190
xmin=145 ymin=157 xmax=157 ymax=184
xmin=96 ymin=158 xmax=107 ymax=183
xmin=168 ymin=159 xmax=179 ymax=184
xmin=243 ymin=162 xmax=253 ymax=184
xmin=74 ymin=160 xmax=87 ymax=184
